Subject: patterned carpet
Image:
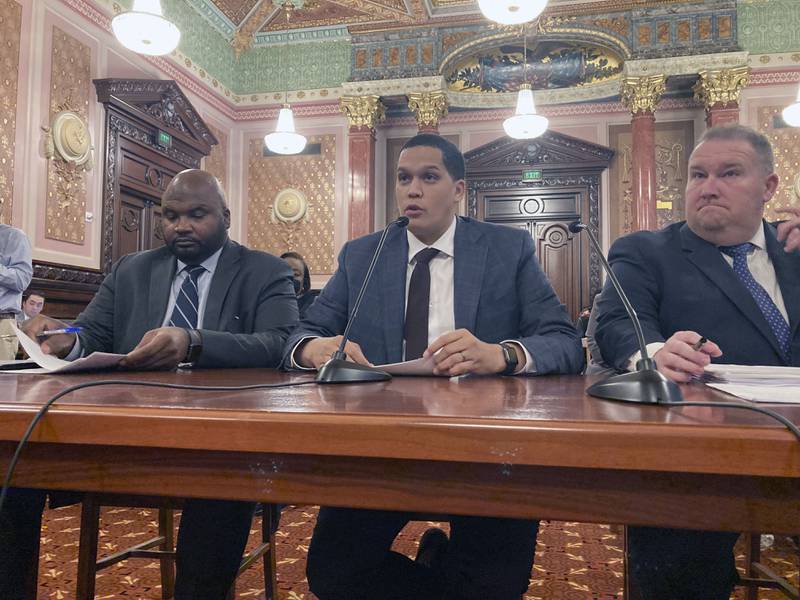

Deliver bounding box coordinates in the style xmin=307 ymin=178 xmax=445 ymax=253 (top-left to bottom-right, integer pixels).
xmin=34 ymin=503 xmax=798 ymax=599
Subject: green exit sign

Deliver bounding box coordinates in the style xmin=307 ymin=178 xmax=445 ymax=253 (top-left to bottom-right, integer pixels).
xmin=157 ymin=130 xmax=172 ymax=148
xmin=522 ymin=169 xmax=542 ymax=182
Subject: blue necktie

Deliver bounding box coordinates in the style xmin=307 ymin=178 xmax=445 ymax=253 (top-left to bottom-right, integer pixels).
xmin=168 ymin=265 xmax=205 ymax=329
xmin=718 ymin=242 xmax=791 ymax=360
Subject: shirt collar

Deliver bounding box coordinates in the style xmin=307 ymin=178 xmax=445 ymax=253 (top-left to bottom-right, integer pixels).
xmin=748 ymin=223 xmax=767 ymax=252
xmin=406 ymin=216 xmax=457 ymax=264
xmin=177 ymin=245 xmax=224 ymax=277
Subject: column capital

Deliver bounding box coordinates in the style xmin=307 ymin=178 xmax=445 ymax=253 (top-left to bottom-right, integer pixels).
xmin=692 ymin=65 xmax=750 ymax=110
xmin=407 ymin=91 xmax=449 ymax=131
xmin=339 ymin=95 xmax=386 ymax=130
xmin=620 ymin=74 xmax=666 ymax=116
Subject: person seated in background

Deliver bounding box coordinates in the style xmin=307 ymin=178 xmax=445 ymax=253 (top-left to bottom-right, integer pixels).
xmin=284 ymin=133 xmax=583 ymax=600
xmin=0 ymin=222 xmax=32 ymax=360
xmin=281 ymin=251 xmax=320 ymax=318
xmin=6 ymin=169 xmax=298 ymax=600
xmin=594 ymin=124 xmax=800 ymax=599
xmin=19 ymin=291 xmax=45 ymax=323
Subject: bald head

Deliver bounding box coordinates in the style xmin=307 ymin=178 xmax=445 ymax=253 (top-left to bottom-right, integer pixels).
xmin=161 ymin=169 xmax=231 ymax=264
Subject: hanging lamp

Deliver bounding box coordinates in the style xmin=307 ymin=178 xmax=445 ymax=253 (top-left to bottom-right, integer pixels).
xmin=782 ymin=86 xmax=800 ymax=126
xmin=264 ymin=17 xmax=306 ymax=155
xmin=111 ymin=0 xmax=180 ymax=56
xmin=478 ymin=0 xmax=547 ymax=25
xmin=503 ymin=26 xmax=548 ymax=139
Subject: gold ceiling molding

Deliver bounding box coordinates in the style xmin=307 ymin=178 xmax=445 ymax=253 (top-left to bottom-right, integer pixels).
xmin=620 ymin=74 xmax=666 ymax=115
xmin=407 ymin=91 xmax=449 ymax=128
xmin=692 ymin=65 xmax=750 ymax=109
xmin=339 ymin=95 xmax=386 ymax=129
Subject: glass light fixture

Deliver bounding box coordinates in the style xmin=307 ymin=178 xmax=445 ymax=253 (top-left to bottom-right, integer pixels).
xmin=503 ymin=26 xmax=548 ymax=139
xmin=503 ymin=84 xmax=549 ymax=138
xmin=478 ymin=0 xmax=548 ymax=25
xmin=111 ymin=0 xmax=180 ymax=56
xmin=265 ymin=103 xmax=307 ymax=154
xmin=782 ymin=86 xmax=800 ymax=126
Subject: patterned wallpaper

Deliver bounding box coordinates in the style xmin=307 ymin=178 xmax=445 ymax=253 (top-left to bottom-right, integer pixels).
xmin=0 ymin=0 xmax=21 ymax=224
xmin=45 ymin=26 xmax=91 ymax=245
xmin=738 ymin=0 xmax=800 ymax=54
xmin=247 ymin=135 xmax=335 ymax=275
xmin=758 ymin=106 xmax=800 ymax=220
xmin=203 ymin=123 xmax=228 ymax=194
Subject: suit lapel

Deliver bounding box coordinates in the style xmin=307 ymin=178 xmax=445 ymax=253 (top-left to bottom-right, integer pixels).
xmin=454 ymin=218 xmax=487 ymax=331
xmin=765 ymin=222 xmax=800 ymax=339
xmin=681 ymin=223 xmax=784 ymax=357
xmin=381 ymin=229 xmax=408 ymax=363
xmin=148 ymin=251 xmax=177 ymax=328
xmin=203 ymin=240 xmax=241 ymax=331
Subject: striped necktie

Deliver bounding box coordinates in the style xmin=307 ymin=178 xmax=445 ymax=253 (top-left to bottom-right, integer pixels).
xmin=168 ymin=265 xmax=205 ymax=329
xmin=718 ymin=242 xmax=791 ymax=360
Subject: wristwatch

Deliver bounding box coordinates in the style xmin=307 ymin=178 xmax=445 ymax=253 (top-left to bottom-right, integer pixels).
xmin=183 ymin=329 xmax=203 ymax=366
xmin=499 ymin=342 xmax=519 ymax=375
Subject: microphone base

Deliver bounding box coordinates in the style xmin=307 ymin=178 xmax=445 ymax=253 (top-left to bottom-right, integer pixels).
xmin=587 ymin=369 xmax=683 ymax=404
xmin=316 ymin=358 xmax=392 ymax=384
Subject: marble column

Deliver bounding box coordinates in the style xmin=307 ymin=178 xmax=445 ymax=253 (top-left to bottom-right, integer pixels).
xmin=407 ymin=91 xmax=449 ymax=134
xmin=339 ymin=95 xmax=386 ymax=239
xmin=693 ymin=66 xmax=750 ymax=128
xmin=620 ymin=74 xmax=666 ymax=232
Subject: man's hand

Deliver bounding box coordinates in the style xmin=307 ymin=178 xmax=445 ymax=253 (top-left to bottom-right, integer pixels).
xmin=425 ymin=329 xmax=511 ymax=376
xmin=296 ymin=336 xmax=371 ymax=370
xmin=20 ymin=315 xmax=77 ymax=358
xmin=120 ymin=327 xmax=190 ymax=370
xmin=652 ymin=330 xmax=722 ymax=383
xmin=776 ymin=206 xmax=800 ymax=253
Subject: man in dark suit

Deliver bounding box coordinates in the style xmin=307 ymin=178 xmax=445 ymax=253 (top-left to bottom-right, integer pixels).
xmin=6 ymin=170 xmax=298 ymax=600
xmin=285 ymin=134 xmax=583 ymax=600
xmin=594 ymin=124 xmax=800 ymax=599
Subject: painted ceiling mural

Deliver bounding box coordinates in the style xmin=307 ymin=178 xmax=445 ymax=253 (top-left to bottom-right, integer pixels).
xmin=446 ymin=42 xmax=624 ymax=93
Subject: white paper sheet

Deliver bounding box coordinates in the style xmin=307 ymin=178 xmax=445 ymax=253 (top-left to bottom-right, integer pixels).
xmin=703 ymin=363 xmax=800 ymax=404
xmin=375 ymin=355 xmax=440 ymax=376
xmin=11 ymin=324 xmax=125 ymax=373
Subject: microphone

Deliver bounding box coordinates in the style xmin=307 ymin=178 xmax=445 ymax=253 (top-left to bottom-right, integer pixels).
xmin=316 ymin=216 xmax=410 ymax=384
xmin=569 ymin=221 xmax=682 ymax=404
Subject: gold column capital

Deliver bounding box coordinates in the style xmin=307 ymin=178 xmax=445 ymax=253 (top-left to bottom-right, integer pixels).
xmin=620 ymin=74 xmax=666 ymax=115
xmin=339 ymin=95 xmax=386 ymax=130
xmin=692 ymin=66 xmax=750 ymax=109
xmin=407 ymin=91 xmax=449 ymax=129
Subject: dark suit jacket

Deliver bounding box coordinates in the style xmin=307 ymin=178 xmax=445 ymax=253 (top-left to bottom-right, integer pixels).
xmin=595 ymin=220 xmax=800 ymax=371
xmin=75 ymin=239 xmax=298 ymax=368
xmin=283 ymin=217 xmax=583 ymax=374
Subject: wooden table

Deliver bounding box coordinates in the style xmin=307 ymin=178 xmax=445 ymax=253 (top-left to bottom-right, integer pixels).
xmin=0 ymin=370 xmax=798 ymax=534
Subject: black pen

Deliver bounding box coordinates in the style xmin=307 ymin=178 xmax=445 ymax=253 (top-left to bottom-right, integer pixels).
xmin=691 ymin=336 xmax=707 ymax=351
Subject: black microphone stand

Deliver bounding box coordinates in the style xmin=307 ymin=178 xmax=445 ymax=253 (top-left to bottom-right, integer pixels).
xmin=317 ymin=216 xmax=410 ymax=384
xmin=570 ymin=222 xmax=682 ymax=404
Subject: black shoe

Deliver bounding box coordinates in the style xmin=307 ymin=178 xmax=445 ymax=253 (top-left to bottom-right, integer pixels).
xmin=415 ymin=527 xmax=448 ymax=573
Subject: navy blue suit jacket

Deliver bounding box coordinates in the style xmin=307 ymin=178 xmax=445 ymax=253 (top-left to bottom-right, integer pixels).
xmin=283 ymin=217 xmax=583 ymax=374
xmin=595 ymin=220 xmax=800 ymax=370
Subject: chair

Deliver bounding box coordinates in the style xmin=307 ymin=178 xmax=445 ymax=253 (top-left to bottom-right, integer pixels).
xmin=75 ymin=493 xmax=278 ymax=600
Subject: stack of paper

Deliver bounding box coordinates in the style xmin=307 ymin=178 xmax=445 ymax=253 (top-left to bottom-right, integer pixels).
xmin=702 ymin=364 xmax=800 ymax=404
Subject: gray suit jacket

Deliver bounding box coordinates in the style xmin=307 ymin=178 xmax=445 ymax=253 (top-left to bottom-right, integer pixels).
xmin=76 ymin=239 xmax=298 ymax=368
xmin=283 ymin=217 xmax=583 ymax=374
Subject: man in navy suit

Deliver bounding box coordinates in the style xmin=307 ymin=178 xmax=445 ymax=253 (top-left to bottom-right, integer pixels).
xmin=594 ymin=124 xmax=800 ymax=599
xmin=285 ymin=134 xmax=583 ymax=599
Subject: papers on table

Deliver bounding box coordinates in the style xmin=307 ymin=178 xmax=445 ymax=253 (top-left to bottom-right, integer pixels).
xmin=9 ymin=324 xmax=124 ymax=374
xmin=702 ymin=364 xmax=800 ymax=404
xmin=376 ymin=355 xmax=439 ymax=376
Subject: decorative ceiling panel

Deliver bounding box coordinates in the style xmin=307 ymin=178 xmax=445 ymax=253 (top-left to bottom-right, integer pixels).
xmin=259 ymin=0 xmax=414 ymax=31
xmin=210 ymin=0 xmax=260 ymax=25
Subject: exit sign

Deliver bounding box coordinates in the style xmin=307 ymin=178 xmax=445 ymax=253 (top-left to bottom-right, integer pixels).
xmin=157 ymin=130 xmax=172 ymax=148
xmin=522 ymin=169 xmax=542 ymax=182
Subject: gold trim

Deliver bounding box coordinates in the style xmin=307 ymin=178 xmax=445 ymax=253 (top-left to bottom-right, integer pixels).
xmin=407 ymin=91 xmax=449 ymax=128
xmin=339 ymin=95 xmax=386 ymax=130
xmin=620 ymin=74 xmax=666 ymax=115
xmin=692 ymin=66 xmax=750 ymax=110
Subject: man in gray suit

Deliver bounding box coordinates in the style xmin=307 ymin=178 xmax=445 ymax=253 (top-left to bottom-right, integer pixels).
xmin=5 ymin=170 xmax=298 ymax=600
xmin=286 ymin=134 xmax=582 ymax=600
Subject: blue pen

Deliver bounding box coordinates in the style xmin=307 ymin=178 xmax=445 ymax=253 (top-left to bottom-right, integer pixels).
xmin=36 ymin=327 xmax=82 ymax=338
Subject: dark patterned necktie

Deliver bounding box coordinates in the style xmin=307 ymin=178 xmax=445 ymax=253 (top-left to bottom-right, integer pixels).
xmin=719 ymin=242 xmax=791 ymax=360
xmin=404 ymin=247 xmax=440 ymax=360
xmin=168 ymin=265 xmax=206 ymax=329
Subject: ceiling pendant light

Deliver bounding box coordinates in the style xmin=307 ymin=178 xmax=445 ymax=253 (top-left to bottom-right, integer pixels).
xmin=265 ymin=102 xmax=307 ymax=154
xmin=503 ymin=26 xmax=548 ymax=139
xmin=479 ymin=0 xmax=548 ymax=25
xmin=782 ymin=86 xmax=800 ymax=127
xmin=111 ymin=0 xmax=180 ymax=56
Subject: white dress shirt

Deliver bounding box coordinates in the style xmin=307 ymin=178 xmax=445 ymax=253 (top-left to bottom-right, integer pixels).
xmin=628 ymin=225 xmax=788 ymax=369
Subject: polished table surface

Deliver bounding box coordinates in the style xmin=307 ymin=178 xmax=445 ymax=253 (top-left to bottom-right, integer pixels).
xmin=0 ymin=370 xmax=798 ymax=533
